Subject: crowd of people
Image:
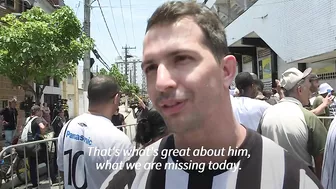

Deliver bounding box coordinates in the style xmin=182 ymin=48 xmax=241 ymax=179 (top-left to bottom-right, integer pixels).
xmin=1 ymin=1 xmax=336 ymax=189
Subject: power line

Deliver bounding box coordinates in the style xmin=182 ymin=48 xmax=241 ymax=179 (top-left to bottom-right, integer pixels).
xmin=96 ymin=0 xmax=121 ymax=57
xmin=119 ymin=0 xmax=128 ymax=44
xmin=129 ymin=0 xmax=136 ymax=46
xmin=92 ymin=48 xmax=111 ymax=70
xmin=108 ymin=0 xmax=121 ymax=47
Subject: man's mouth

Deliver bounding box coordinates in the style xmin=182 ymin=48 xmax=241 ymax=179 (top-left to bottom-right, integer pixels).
xmin=159 ymin=100 xmax=186 ymax=115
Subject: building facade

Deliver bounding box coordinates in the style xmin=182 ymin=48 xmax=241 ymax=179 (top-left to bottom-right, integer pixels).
xmin=209 ymin=0 xmax=336 ymax=90
xmin=0 ymin=0 xmax=34 ymax=128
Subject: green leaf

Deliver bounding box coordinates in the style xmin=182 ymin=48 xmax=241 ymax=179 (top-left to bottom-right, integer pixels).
xmin=0 ymin=6 xmax=94 ymax=99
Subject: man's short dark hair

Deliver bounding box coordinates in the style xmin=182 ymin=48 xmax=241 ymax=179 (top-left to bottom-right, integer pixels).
xmin=235 ymin=72 xmax=254 ymax=91
xmin=146 ymin=1 xmax=229 ymax=62
xmin=31 ymin=105 xmax=41 ymax=115
xmin=88 ymin=75 xmax=120 ymax=106
xmin=254 ymin=79 xmax=264 ymax=92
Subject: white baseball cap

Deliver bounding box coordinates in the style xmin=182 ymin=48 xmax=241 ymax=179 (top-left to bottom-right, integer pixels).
xmin=280 ymin=67 xmax=312 ymax=90
xmin=318 ymin=83 xmax=333 ymax=94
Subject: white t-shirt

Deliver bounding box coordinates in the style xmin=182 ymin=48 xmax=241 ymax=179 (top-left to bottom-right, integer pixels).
xmin=230 ymin=95 xmax=241 ymax=123
xmin=233 ymin=97 xmax=272 ymax=130
xmin=322 ymin=117 xmax=336 ymax=189
xmin=57 ymin=113 xmax=134 ymax=189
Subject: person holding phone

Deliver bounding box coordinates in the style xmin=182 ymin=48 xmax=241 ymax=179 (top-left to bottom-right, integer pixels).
xmin=312 ymin=83 xmax=336 ymax=130
xmin=132 ymin=93 xmax=149 ymax=122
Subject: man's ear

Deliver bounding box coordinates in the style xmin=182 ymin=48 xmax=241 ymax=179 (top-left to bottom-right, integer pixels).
xmin=220 ymin=55 xmax=237 ymax=89
xmin=113 ymin=93 xmax=120 ymax=105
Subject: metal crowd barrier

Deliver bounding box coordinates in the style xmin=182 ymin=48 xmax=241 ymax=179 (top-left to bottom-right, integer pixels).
xmin=0 ymin=123 xmax=137 ymax=189
xmin=0 ymin=137 xmax=60 ymax=189
xmin=116 ymin=123 xmax=138 ymax=145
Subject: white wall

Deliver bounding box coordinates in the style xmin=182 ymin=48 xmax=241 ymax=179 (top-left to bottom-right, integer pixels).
xmin=67 ymin=94 xmax=75 ymax=118
xmin=225 ymin=0 xmax=336 ymax=64
xmin=242 ymin=62 xmax=252 ymax=73
xmin=77 ymin=65 xmax=84 ymax=90
xmin=78 ymin=92 xmax=85 ymax=115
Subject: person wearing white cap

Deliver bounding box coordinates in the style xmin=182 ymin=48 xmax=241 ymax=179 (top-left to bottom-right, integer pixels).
xmin=311 ymin=83 xmax=336 ymax=129
xmin=258 ymin=67 xmax=327 ymax=179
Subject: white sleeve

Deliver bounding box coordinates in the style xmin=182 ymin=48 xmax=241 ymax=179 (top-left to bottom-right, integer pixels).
xmin=57 ymin=125 xmax=67 ymax=171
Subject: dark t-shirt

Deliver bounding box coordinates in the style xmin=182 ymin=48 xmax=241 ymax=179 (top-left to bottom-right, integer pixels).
xmin=30 ymin=117 xmax=43 ymax=141
xmin=111 ymin=114 xmax=125 ymax=131
xmin=52 ymin=116 xmax=64 ymax=137
xmin=0 ymin=107 xmax=18 ymax=130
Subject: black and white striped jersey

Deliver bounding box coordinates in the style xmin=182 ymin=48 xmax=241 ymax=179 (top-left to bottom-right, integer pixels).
xmin=101 ymin=129 xmax=323 ymax=189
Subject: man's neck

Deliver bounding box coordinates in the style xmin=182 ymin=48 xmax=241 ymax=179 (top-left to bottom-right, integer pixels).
xmin=174 ymin=109 xmax=246 ymax=164
xmin=88 ymin=106 xmax=113 ymax=120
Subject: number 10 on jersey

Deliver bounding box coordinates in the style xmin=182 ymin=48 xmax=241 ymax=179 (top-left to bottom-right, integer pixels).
xmin=64 ymin=149 xmax=88 ymax=189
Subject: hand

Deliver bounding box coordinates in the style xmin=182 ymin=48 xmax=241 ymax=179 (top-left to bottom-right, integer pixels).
xmin=322 ymin=94 xmax=334 ymax=106
xmin=275 ymin=79 xmax=281 ymax=90
xmin=2 ymin=121 xmax=8 ymax=125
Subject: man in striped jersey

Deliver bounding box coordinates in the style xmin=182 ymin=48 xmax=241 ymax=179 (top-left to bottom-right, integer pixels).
xmin=101 ymin=1 xmax=323 ymax=189
xmin=321 ymin=118 xmax=336 ymax=189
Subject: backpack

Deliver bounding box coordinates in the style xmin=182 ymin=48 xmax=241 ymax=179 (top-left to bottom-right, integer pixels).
xmin=20 ymin=116 xmax=38 ymax=142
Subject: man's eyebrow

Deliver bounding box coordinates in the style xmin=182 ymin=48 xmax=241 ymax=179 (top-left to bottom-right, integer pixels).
xmin=141 ymin=59 xmax=154 ymax=70
xmin=141 ymin=49 xmax=197 ymax=69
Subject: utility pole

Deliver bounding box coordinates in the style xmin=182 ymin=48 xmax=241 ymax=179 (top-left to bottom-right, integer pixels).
xmin=122 ymin=45 xmax=136 ymax=81
xmin=133 ymin=61 xmax=137 ymax=84
xmin=83 ymin=0 xmax=91 ymax=91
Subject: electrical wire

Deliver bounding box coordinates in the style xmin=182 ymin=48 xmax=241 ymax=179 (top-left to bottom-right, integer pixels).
xmin=96 ymin=0 xmax=121 ymax=57
xmin=128 ymin=0 xmax=136 ymax=46
xmin=119 ymin=0 xmax=128 ymax=44
xmin=92 ymin=48 xmax=111 ymax=70
xmin=108 ymin=0 xmax=121 ymax=48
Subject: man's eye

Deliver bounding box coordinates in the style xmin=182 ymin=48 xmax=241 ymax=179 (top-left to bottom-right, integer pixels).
xmin=174 ymin=55 xmax=190 ymax=63
xmin=174 ymin=55 xmax=192 ymax=62
xmin=145 ymin=65 xmax=157 ymax=73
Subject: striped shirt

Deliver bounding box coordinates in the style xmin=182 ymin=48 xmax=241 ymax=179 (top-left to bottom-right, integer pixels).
xmin=100 ymin=129 xmax=322 ymax=189
xmin=322 ymin=117 xmax=336 ymax=189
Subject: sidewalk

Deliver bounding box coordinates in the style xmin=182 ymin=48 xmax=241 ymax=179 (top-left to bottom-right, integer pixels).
xmin=1 ymin=163 xmax=63 ymax=189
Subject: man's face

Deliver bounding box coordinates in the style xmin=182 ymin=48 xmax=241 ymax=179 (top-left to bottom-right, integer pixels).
xmin=142 ymin=17 xmax=236 ymax=133
xmin=10 ymin=102 xmax=16 ymax=108
xmin=310 ymin=79 xmax=319 ymax=93
xmin=60 ymin=110 xmax=64 ymax=117
xmin=298 ymin=77 xmax=312 ymax=105
xmin=37 ymin=110 xmax=42 ymax=117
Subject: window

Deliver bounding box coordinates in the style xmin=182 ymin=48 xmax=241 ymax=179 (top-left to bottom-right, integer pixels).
xmin=0 ymin=100 xmax=8 ymax=109
xmin=67 ymin=75 xmax=73 ymax=85
xmin=44 ymin=76 xmax=50 ymax=86
xmin=0 ymin=0 xmax=5 ymax=7
xmin=19 ymin=0 xmax=31 ymax=12
xmin=2 ymin=0 xmax=14 ymax=8
xmin=54 ymin=78 xmax=59 ymax=87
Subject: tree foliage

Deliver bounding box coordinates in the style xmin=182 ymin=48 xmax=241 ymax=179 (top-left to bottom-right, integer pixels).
xmin=0 ymin=6 xmax=94 ymax=101
xmin=98 ymin=65 xmax=140 ymax=96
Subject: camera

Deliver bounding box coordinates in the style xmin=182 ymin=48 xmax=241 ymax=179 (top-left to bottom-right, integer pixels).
xmin=130 ymin=101 xmax=139 ymax=109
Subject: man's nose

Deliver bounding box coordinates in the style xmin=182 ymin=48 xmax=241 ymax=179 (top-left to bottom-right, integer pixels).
xmin=155 ymin=64 xmax=177 ymax=92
